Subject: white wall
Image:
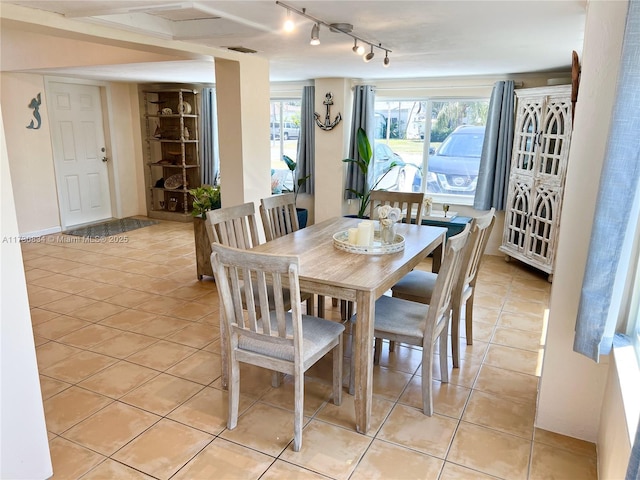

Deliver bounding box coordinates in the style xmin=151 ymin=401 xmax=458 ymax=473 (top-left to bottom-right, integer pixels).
xmin=1 ymin=73 xmax=61 ymax=235
xmin=313 ymin=79 xmax=352 ymax=222
xmin=105 ymin=82 xmax=147 ymax=218
xmin=536 ymin=0 xmax=628 ymax=441
xmin=0 ymin=106 xmax=52 ymax=479
xmin=215 ymin=56 xmax=271 ymax=211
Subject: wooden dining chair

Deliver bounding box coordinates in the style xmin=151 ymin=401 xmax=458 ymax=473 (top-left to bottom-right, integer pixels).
xmin=260 ymin=193 xmax=322 ymax=317
xmin=348 ymin=224 xmax=471 ymax=415
xmin=204 ymin=201 xmax=261 ymax=250
xmin=369 ymin=190 xmax=425 ymax=225
xmin=205 ymin=201 xmax=309 ymax=387
xmin=259 ymin=193 xmax=300 ymax=242
xmin=210 ymin=243 xmax=344 ymax=452
xmin=391 ymin=208 xmax=496 ymax=367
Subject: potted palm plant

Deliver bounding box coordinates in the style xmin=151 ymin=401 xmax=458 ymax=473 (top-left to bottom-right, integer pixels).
xmin=282 ymin=154 xmax=311 ymax=228
xmin=189 ymin=185 xmax=221 ymax=279
xmin=343 ymin=127 xmax=400 ymax=218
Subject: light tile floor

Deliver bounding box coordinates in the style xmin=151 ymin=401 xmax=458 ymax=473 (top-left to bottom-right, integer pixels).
xmin=24 ymin=219 xmax=598 ymax=479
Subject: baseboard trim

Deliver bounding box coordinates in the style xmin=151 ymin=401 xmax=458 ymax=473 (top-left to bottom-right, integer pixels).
xmin=19 ymin=226 xmax=62 ymax=239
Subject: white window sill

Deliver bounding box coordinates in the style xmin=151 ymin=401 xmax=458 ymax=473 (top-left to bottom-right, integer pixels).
xmin=613 ymin=343 xmax=640 ymax=444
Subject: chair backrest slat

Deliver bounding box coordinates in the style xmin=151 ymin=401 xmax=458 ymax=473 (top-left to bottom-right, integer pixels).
xmin=260 ymin=193 xmax=300 ymax=241
xmin=369 ymin=191 xmax=425 ymax=225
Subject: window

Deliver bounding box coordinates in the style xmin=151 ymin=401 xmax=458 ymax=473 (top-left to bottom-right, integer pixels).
xmin=373 ymin=98 xmax=489 ymax=203
xmin=270 ymin=99 xmax=301 ymax=192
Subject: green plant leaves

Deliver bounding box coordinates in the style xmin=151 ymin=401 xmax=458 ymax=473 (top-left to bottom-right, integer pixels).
xmin=189 ymin=185 xmax=221 ymax=217
xmin=282 ymin=154 xmax=297 ymax=172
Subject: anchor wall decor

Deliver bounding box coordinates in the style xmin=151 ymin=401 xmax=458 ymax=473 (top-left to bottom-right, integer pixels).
xmin=314 ymin=92 xmax=342 ymax=131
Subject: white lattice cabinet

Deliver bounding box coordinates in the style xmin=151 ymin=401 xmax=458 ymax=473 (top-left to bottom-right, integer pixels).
xmin=499 ymin=85 xmax=572 ymax=281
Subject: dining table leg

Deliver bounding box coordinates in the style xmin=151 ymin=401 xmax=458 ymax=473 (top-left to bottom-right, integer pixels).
xmin=432 ymin=241 xmax=444 ymax=273
xmin=353 ymin=290 xmax=375 ymax=434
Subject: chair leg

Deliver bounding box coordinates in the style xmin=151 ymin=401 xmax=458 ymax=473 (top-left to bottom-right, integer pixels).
xmin=306 ymin=296 xmax=314 ymax=315
xmin=220 ymin=310 xmax=229 ymax=389
xmin=439 ymin=328 xmax=449 ymax=384
xmin=465 ymin=294 xmax=475 ymax=345
xmin=317 ymin=295 xmax=325 ymax=318
xmin=373 ymin=338 xmax=382 ymax=365
xmin=271 ymin=371 xmax=281 ymax=387
xmin=293 ymin=366 xmax=304 ymax=452
xmin=389 ymin=341 xmax=396 ymax=352
xmin=227 ymin=357 xmax=240 ymax=429
xmin=341 ymin=300 xmax=354 ymax=321
xmin=349 ymin=333 xmax=355 ymax=395
xmin=422 ymin=346 xmax=434 ymax=416
xmin=451 ymin=301 xmax=461 ymax=368
xmin=332 ymin=338 xmax=343 ymax=406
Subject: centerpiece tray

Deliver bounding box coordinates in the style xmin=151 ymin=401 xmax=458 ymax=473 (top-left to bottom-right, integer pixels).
xmin=333 ymin=230 xmax=405 ymax=255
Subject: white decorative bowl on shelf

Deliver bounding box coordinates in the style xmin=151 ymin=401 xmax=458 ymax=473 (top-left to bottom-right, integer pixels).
xmin=178 ymin=102 xmax=192 ymax=114
xmin=333 ymin=230 xmax=405 ymax=255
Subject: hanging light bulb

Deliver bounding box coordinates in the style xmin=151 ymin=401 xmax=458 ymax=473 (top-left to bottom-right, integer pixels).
xmin=352 ymin=38 xmax=365 ymax=55
xmin=310 ymin=23 xmax=320 ymax=45
xmin=283 ymin=10 xmax=294 ymax=32
xmin=383 ymin=50 xmax=390 ymax=67
xmin=363 ymin=44 xmax=375 ymax=62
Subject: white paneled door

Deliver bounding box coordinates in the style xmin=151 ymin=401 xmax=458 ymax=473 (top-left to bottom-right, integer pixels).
xmin=49 ymin=82 xmax=112 ymax=228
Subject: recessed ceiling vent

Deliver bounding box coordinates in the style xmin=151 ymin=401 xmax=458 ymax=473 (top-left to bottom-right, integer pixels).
xmin=225 ymin=46 xmax=257 ymax=54
xmin=150 ymin=8 xmax=220 ymax=22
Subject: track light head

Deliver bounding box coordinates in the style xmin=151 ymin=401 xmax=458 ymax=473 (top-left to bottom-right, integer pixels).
xmin=352 ymin=39 xmax=365 ymax=55
xmin=310 ymin=23 xmax=320 ymax=45
xmin=383 ymin=51 xmax=390 ymax=67
xmin=364 ymin=45 xmax=375 ymax=63
xmin=283 ymin=10 xmax=294 ymax=32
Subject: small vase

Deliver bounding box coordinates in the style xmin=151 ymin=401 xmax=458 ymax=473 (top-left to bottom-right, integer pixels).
xmin=381 ymin=222 xmax=396 ymax=245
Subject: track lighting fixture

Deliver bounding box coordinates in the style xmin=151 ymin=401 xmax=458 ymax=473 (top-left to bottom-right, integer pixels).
xmin=276 ymin=1 xmax=391 ymax=67
xmin=283 ymin=9 xmax=294 ymax=32
xmin=310 ymin=23 xmax=320 ymax=45
xmin=352 ymin=39 xmax=365 ymax=55
xmin=363 ymin=45 xmax=375 ymax=63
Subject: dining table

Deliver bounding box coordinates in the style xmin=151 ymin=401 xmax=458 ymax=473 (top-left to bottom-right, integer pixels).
xmin=250 ymin=216 xmax=447 ymax=434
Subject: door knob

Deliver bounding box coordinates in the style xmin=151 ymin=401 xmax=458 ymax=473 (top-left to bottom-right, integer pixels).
xmin=102 ymin=156 xmax=109 ymax=163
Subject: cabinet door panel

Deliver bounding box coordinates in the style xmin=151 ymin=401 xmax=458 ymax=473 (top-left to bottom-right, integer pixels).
xmin=503 ymin=176 xmax=532 ymax=252
xmin=512 ymin=97 xmax=542 ymax=174
xmin=525 ymin=184 xmax=561 ymax=266
xmin=537 ymin=97 xmax=572 ymax=182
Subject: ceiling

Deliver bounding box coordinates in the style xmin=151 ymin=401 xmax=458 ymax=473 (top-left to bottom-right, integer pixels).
xmin=5 ymin=1 xmax=588 ymax=83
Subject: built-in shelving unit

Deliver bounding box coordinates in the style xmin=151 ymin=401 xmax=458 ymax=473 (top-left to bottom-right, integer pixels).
xmin=142 ymin=88 xmax=200 ymax=221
